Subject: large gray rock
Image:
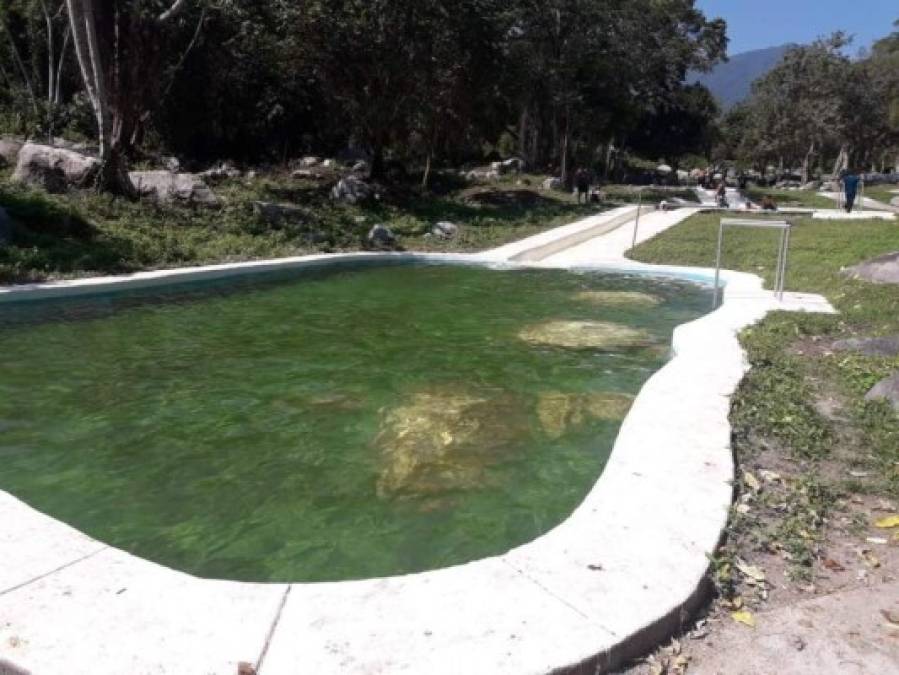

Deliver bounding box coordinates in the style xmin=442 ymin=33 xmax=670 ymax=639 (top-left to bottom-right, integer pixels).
xmin=865 ymin=371 xmax=899 ymax=411
xmin=291 ymin=168 xmax=325 ymax=181
xmin=130 ymin=171 xmax=221 ymax=207
xmin=542 ymin=177 xmax=563 ymax=191
xmin=0 ymin=206 xmax=13 ymax=244
xmin=0 ymin=137 xmax=24 ymax=167
xmin=502 ymin=157 xmax=525 ymax=173
xmin=252 ymin=201 xmax=307 ymax=225
xmin=11 ymin=142 xmax=100 ymax=192
xmin=200 ymin=161 xmax=241 ymax=182
xmin=832 ymin=335 xmax=899 ymax=358
xmin=432 ymin=221 xmax=459 ymax=240
xmin=331 ymin=176 xmax=373 ymax=204
xmin=299 ymin=156 xmax=321 ymax=168
xmin=842 ymin=251 xmax=899 ymax=285
xmin=367 ymin=224 xmax=396 ymax=249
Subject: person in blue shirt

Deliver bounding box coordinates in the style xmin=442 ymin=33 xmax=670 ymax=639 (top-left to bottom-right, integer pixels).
xmin=841 ymin=169 xmax=861 ymax=213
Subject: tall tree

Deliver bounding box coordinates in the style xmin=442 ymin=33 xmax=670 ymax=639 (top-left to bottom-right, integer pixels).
xmin=65 ymin=0 xmax=202 ymax=194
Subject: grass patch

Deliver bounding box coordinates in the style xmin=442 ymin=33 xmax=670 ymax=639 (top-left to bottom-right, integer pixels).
xmin=0 ymin=171 xmax=603 ymax=283
xmin=744 ymin=186 xmax=836 ymax=209
xmin=864 ymin=183 xmax=899 ymax=206
xmin=629 ymin=211 xmax=899 ymax=587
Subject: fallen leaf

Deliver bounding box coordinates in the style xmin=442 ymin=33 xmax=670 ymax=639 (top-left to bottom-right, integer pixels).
xmin=743 ymin=472 xmax=761 ymax=492
xmin=823 ymin=558 xmax=845 ymax=572
xmin=875 ymin=515 xmax=899 ymax=529
xmin=731 ymin=610 xmax=756 ymax=627
xmin=587 ymin=564 xmax=603 ymax=571
xmin=736 ymin=560 xmax=766 ymax=582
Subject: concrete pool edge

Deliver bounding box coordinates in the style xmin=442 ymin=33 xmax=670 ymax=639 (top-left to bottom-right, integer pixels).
xmin=0 ymin=208 xmax=836 ymax=674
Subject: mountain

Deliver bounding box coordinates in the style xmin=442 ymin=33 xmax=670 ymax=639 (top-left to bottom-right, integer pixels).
xmin=690 ymin=44 xmax=793 ymax=110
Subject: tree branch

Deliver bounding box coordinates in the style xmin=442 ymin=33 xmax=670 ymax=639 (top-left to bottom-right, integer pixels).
xmin=158 ymin=0 xmax=188 ymax=23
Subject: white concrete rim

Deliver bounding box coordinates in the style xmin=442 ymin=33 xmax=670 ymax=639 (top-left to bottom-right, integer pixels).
xmin=0 ymin=208 xmax=836 ymax=674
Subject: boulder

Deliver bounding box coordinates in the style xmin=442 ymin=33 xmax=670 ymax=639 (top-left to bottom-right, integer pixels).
xmin=865 ymin=371 xmax=899 ymax=411
xmin=832 ymin=335 xmax=899 ymax=358
xmin=431 ymin=221 xmax=459 ymax=240
xmin=252 ymin=201 xmax=307 ymax=226
xmin=322 ymin=159 xmax=337 ymax=168
xmin=542 ymin=177 xmax=564 ymax=191
xmin=518 ymin=320 xmax=653 ymax=351
xmin=0 ymin=206 xmax=13 ymax=244
xmin=0 ymin=137 xmax=24 ymax=167
xmin=299 ymin=156 xmax=321 ymax=168
xmin=162 ymin=156 xmax=181 ymax=173
xmin=574 ymin=290 xmax=661 ymax=307
xmin=537 ymin=392 xmax=633 ymax=439
xmin=130 ymin=171 xmax=221 ymax=207
xmin=375 ymin=387 xmax=526 ymax=498
xmin=367 ymin=224 xmax=396 ymax=249
xmin=291 ymin=168 xmax=324 ymax=180
xmin=502 ymin=157 xmax=525 ymax=173
xmin=331 ymin=176 xmax=373 ymax=204
xmin=11 ymin=142 xmax=99 ymax=192
xmin=200 ymin=161 xmax=241 ymax=182
xmin=466 ymin=169 xmax=500 ymax=182
xmin=842 ymin=251 xmax=899 ymax=285
xmin=351 ymin=160 xmax=369 ymax=174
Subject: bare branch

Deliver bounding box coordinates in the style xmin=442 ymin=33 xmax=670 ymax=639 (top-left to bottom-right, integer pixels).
xmin=158 ymin=0 xmax=188 ymax=23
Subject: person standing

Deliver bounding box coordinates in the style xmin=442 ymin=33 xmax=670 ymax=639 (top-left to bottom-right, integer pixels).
xmin=841 ymin=169 xmax=861 ymax=213
xmin=574 ymin=167 xmax=591 ymax=204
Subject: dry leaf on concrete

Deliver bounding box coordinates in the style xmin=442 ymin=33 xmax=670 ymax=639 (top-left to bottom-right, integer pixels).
xmin=823 ymin=558 xmax=845 ymax=571
xmin=736 ymin=559 xmax=766 ymax=582
xmin=731 ymin=610 xmax=756 ymax=628
xmin=875 ymin=515 xmax=899 ymax=529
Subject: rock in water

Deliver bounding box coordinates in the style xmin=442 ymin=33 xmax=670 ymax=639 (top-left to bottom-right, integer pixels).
xmin=866 ymin=371 xmax=899 ymax=411
xmin=129 ymin=171 xmax=221 ymax=207
xmin=331 ymin=176 xmax=373 ymax=204
xmin=518 ymin=320 xmax=653 ymax=351
xmin=575 ymin=291 xmax=661 ymax=307
xmin=537 ymin=392 xmax=634 ymax=439
xmin=11 ymin=142 xmax=100 ymax=192
xmin=367 ymin=224 xmax=396 ymax=249
xmin=375 ymin=388 xmax=525 ymax=498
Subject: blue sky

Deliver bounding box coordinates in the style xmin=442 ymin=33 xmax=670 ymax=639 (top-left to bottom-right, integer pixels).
xmin=697 ymin=0 xmax=897 ymax=55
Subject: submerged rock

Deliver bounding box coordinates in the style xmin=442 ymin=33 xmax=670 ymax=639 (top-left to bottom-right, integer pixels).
xmin=537 ymin=392 xmax=634 ymax=439
xmin=375 ymin=388 xmax=525 ymax=498
xmin=574 ymin=290 xmax=661 ymax=307
xmin=518 ymin=320 xmax=653 ymax=351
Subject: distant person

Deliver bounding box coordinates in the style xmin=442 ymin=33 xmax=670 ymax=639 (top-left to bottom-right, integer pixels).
xmin=574 ymin=168 xmax=591 ymax=204
xmin=761 ymin=195 xmax=778 ymax=211
xmin=716 ymin=181 xmax=728 ymax=208
xmin=738 ymin=172 xmax=748 ymax=191
xmin=841 ymin=169 xmax=861 ymax=213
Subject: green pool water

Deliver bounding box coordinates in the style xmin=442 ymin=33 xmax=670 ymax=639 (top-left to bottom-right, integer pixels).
xmin=0 ymin=261 xmax=710 ymax=582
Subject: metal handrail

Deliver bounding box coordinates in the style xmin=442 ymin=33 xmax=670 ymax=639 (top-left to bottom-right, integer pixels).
xmin=713 ymin=218 xmax=792 ymax=308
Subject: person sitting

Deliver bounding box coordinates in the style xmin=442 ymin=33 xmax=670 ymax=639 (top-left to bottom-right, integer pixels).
xmin=760 ymin=195 xmax=778 ymax=211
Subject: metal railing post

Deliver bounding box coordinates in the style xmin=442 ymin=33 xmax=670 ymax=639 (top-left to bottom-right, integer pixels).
xmin=631 ymin=187 xmax=643 ymax=249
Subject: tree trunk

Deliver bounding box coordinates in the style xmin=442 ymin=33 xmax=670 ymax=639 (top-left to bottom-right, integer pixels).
xmin=832 ymin=145 xmax=849 ymax=177
xmin=66 ymin=0 xmax=136 ymax=197
xmin=801 ymin=141 xmax=815 ymax=184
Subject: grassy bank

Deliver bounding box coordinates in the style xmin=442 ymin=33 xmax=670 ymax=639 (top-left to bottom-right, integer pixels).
xmin=627 ymin=211 xmax=898 ymax=643
xmin=744 ymin=186 xmax=837 ymax=209
xmin=865 ymin=183 xmax=899 ymax=206
xmin=0 ymin=171 xmax=607 ymax=284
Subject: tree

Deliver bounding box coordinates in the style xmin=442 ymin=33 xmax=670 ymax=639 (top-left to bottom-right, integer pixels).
xmin=65 ymin=0 xmax=203 ymax=195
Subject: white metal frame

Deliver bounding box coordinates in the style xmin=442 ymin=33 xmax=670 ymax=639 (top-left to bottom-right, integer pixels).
xmin=713 ymin=218 xmax=792 ymax=308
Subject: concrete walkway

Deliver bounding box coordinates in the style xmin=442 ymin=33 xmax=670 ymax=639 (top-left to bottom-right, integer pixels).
xmin=0 ymin=207 xmax=835 ymax=675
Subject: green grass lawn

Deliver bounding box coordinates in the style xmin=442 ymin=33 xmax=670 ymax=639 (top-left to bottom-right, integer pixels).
xmin=864 ymin=183 xmax=899 ymax=206
xmin=630 ymin=211 xmax=899 ymax=499
xmin=744 ymin=186 xmax=837 ymax=209
xmin=0 ymin=171 xmax=605 ymax=283
xmin=631 ymin=210 xmax=899 ymax=590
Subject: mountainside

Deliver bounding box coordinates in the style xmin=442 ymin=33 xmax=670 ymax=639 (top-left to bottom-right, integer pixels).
xmin=690 ymin=44 xmax=793 ymax=110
